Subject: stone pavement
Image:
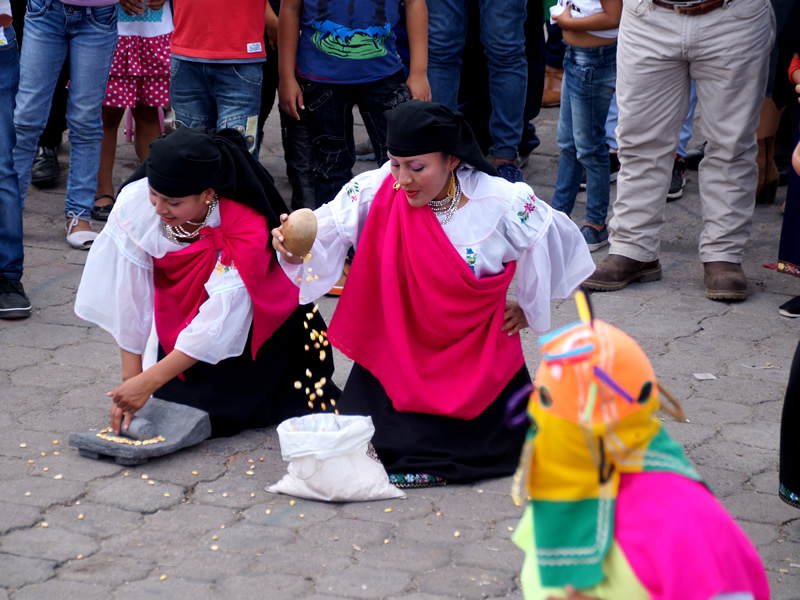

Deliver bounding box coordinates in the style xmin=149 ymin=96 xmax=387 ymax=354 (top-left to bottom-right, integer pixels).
xmin=1 ymin=105 xmax=799 ymax=599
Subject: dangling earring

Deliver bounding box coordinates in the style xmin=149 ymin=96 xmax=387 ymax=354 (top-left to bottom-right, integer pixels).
xmin=446 ymin=171 xmax=456 ymax=199
xmin=393 ymin=181 xmax=400 ymax=191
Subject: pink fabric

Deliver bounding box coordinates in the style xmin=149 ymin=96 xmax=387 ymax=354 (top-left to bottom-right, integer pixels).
xmin=615 ymin=472 xmax=770 ymax=600
xmin=152 ymin=198 xmax=298 ymax=362
xmin=327 ymin=175 xmax=525 ymax=420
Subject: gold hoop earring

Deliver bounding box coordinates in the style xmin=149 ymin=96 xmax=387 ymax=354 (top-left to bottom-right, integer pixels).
xmin=393 ymin=181 xmax=400 ymax=191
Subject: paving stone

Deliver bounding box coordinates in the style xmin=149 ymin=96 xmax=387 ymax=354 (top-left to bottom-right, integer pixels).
xmin=678 ymin=396 xmax=753 ymax=427
xmin=244 ymin=499 xmax=339 ymax=527
xmin=296 ymin=515 xmax=392 ymax=548
xmin=754 ymin=399 xmax=784 ymax=423
xmin=0 ymin=346 xmax=50 ymax=372
xmin=358 ymin=538 xmax=452 ymax=572
xmin=737 ymin=520 xmax=780 ymax=547
xmin=722 ymin=422 xmax=781 ymax=451
xmin=46 ymin=502 xmax=141 ymax=537
xmin=57 ymin=553 xmax=155 ymax=586
xmin=140 ymin=502 xmax=240 ymax=536
xmin=87 ymin=476 xmax=186 ymax=513
xmin=10 ymin=363 xmax=98 ymax=390
xmin=0 ymin=501 xmax=42 ymax=534
xmin=433 ymin=489 xmax=524 ymax=522
xmin=13 ymin=579 xmax=112 ymax=600
xmin=695 ymin=465 xmax=752 ymax=499
xmin=0 ymin=553 xmax=56 ymax=589
xmin=51 ymin=342 xmax=119 ymax=369
xmin=166 ymin=547 xmax=256 ymax=581
xmin=18 ymin=406 xmax=108 ymax=433
xmin=393 ymin=514 xmax=490 ymax=547
xmin=115 ymin=577 xmax=214 ymax=600
xmin=337 ymin=497 xmax=430 ymax=524
xmin=205 ymin=521 xmax=295 ymax=553
xmin=453 ymin=538 xmax=524 ymax=571
xmin=0 ymin=526 xmax=99 ymax=562
xmin=126 ymin=447 xmax=228 ymax=487
xmin=214 ymin=573 xmax=314 ymax=599
xmin=251 ymin=539 xmax=354 ymax=576
xmin=315 ymin=564 xmax=411 ymax=599
xmin=417 ymin=566 xmax=518 ymax=600
xmin=1 ymin=323 xmax=87 ymax=350
xmin=721 ymin=492 xmax=800 ymax=525
xmin=2 ymin=476 xmax=85 ymax=509
xmin=691 ymin=441 xmax=777 ymax=474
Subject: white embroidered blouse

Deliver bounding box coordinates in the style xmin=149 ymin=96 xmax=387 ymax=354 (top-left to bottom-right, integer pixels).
xmin=74 ymin=178 xmax=254 ymax=364
xmin=279 ymin=162 xmax=595 ymax=332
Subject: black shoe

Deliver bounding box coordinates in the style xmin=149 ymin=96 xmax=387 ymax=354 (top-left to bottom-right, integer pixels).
xmin=579 ymin=151 xmax=620 ymax=191
xmin=0 ymin=278 xmax=32 ymax=319
xmin=684 ymin=142 xmax=705 ymax=171
xmin=31 ymin=146 xmax=60 ymax=187
xmin=667 ymin=157 xmax=686 ymax=201
xmin=779 ymin=296 xmax=800 ymax=318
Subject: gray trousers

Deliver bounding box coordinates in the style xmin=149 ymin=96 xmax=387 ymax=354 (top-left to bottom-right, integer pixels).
xmin=609 ymin=0 xmax=776 ymax=263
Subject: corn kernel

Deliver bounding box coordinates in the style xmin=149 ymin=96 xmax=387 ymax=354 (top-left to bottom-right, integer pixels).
xmin=160 ymin=575 xmax=167 ymax=581
xmin=78 ymin=514 xmax=84 ymax=520
xmin=290 ymin=499 xmax=296 ymax=506
xmin=305 ymin=369 xmax=312 ymax=378
xmin=210 ymin=545 xmax=219 ymax=551
xmin=192 ymin=471 xmax=199 ymax=475
xmin=294 ymin=381 xmax=302 ymax=389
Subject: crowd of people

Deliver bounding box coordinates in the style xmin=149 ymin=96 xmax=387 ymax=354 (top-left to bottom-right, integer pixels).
xmin=0 ymin=0 xmax=797 ymax=596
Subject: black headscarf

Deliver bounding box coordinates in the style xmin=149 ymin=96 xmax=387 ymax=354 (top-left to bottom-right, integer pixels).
xmin=121 ymin=127 xmax=287 ymax=230
xmin=385 ymin=100 xmax=498 ymax=176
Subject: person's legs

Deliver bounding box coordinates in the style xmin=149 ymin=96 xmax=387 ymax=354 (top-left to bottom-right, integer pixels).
xmin=13 ymin=0 xmax=69 ymax=202
xmin=169 ymin=57 xmax=216 ymax=131
xmin=31 ymin=59 xmax=69 ymax=188
xmin=62 ymin=2 xmax=118 ymax=237
xmin=426 ymin=0 xmax=468 ymax=109
xmin=299 ymin=78 xmax=357 ymax=207
xmin=281 ymin=109 xmax=316 ymax=211
xmin=690 ymin=0 xmax=775 ymax=264
xmin=130 ymin=103 xmax=162 ymax=162
xmin=550 ymin=58 xmax=582 ymax=217
xmin=356 ymin=71 xmax=410 ymax=166
xmin=209 ymin=62 xmax=263 ymax=157
xmin=479 ymin=0 xmax=528 ymax=164
xmin=95 ymin=105 xmax=125 ymax=201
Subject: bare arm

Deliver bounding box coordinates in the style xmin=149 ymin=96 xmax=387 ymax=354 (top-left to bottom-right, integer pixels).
xmin=108 ymin=349 xmax=198 ymax=433
xmin=278 ymin=0 xmax=304 ymax=120
xmin=265 ymin=2 xmax=279 ymax=50
xmin=554 ymin=0 xmax=621 ymax=32
xmin=402 ymin=0 xmax=432 ymax=101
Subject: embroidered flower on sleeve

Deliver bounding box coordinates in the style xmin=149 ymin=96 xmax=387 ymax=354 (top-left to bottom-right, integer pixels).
xmin=214 ymin=262 xmax=235 ymax=276
xmin=465 ymin=248 xmax=477 ymax=273
xmin=517 ymin=195 xmax=537 ymax=224
xmin=344 ymin=180 xmax=361 ymax=202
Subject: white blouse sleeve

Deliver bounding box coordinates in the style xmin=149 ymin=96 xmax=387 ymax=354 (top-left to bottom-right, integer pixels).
xmin=74 ymin=215 xmax=155 ymax=355
xmin=279 ymin=162 xmax=392 ymax=302
xmin=173 ymin=259 xmax=254 ymax=364
xmin=506 ymin=195 xmax=596 ymax=332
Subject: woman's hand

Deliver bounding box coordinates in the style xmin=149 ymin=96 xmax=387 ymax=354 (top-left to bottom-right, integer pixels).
xmin=107 ymin=372 xmax=157 ymax=433
xmin=503 ymin=300 xmax=529 ymax=336
xmin=271 ymin=214 xmax=305 ymax=264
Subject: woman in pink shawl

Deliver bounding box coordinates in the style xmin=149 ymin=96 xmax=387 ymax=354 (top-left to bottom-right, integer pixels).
xmin=272 ymin=100 xmax=595 ymax=487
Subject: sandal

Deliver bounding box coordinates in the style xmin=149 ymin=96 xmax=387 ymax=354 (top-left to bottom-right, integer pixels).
xmin=91 ymin=194 xmax=115 ymax=222
xmin=66 ymin=212 xmax=97 ymax=250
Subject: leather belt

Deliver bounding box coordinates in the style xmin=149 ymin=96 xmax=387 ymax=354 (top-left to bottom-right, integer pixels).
xmin=651 ymin=0 xmax=728 ymax=15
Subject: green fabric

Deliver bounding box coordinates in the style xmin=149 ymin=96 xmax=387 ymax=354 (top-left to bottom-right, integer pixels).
xmin=543 ymin=0 xmax=559 ymax=20
xmin=642 ymin=428 xmax=703 ymax=482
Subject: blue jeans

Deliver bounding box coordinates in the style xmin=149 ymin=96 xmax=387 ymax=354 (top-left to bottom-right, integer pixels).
xmin=0 ymin=25 xmax=23 ymax=280
xmin=605 ymin=82 xmax=697 ymax=156
xmin=427 ymin=0 xmax=528 ymax=161
xmin=13 ymin=0 xmax=118 ymax=220
xmin=551 ymin=43 xmax=616 ymax=226
xmin=170 ymin=58 xmax=263 ymax=157
xmin=298 ymin=70 xmax=410 ymax=207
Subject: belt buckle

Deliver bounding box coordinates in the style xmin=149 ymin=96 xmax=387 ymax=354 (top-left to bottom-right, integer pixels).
xmin=672 ymin=0 xmax=706 ymax=12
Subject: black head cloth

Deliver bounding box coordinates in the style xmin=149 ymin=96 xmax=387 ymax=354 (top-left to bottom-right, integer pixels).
xmin=121 ymin=127 xmax=287 ymax=230
xmin=385 ymin=100 xmax=498 ymax=177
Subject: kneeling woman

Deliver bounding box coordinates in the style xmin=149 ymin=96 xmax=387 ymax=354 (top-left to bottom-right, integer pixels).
xmin=76 ymin=127 xmax=339 ymax=437
xmin=272 ymin=100 xmax=595 ymax=487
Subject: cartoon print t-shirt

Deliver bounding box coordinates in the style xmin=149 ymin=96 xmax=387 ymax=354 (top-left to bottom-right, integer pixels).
xmin=296 ymin=0 xmax=404 ymax=84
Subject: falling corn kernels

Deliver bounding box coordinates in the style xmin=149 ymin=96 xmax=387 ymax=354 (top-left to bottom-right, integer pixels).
xmin=309 ymin=393 xmax=317 ymax=401
xmin=294 ymin=381 xmax=302 ymax=389
xmin=310 ymin=332 xmax=317 ymax=341
xmin=306 ymin=312 xmax=313 ymax=319
xmin=321 ymin=403 xmax=326 ymax=411
xmin=330 ymin=400 xmax=336 ymax=406
xmin=160 ymin=575 xmax=167 ymax=581
xmin=314 ymin=342 xmax=320 ymax=349
xmin=319 ymin=351 xmax=326 ymax=361
xmin=312 ymin=304 xmax=319 ymax=313
xmin=307 ymin=401 xmax=314 ymax=409
xmin=305 ymin=387 xmax=310 ymax=395
xmin=323 ymin=340 xmax=329 ymax=347
xmin=318 ymin=389 xmax=324 ymax=397
xmin=304 ymin=345 xmax=309 ymax=351
xmin=320 ymin=377 xmax=327 ymax=385
xmin=305 ymin=369 xmax=312 ymax=377
xmin=303 ymin=321 xmax=309 ymax=329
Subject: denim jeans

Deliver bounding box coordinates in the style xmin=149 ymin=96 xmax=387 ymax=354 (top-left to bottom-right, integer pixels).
xmin=0 ymin=25 xmax=23 ymax=280
xmin=427 ymin=0 xmax=528 ymax=161
xmin=551 ymin=43 xmax=616 ymax=226
xmin=13 ymin=0 xmax=118 ymax=220
xmin=170 ymin=58 xmax=263 ymax=157
xmin=298 ymin=70 xmax=409 ymax=207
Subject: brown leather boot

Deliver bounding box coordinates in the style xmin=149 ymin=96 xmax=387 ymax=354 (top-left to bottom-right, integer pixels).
xmin=582 ymin=254 xmax=662 ymax=291
xmin=703 ymin=261 xmax=748 ymax=301
xmin=542 ymin=66 xmax=562 ymax=108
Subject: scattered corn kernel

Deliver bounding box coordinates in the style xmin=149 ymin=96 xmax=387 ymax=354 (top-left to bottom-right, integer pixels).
xmin=24 ymin=492 xmax=31 ymax=497
xmin=384 ymin=508 xmax=392 ymax=513
xmin=454 ymin=531 xmax=461 ymax=537
xmin=43 ymin=467 xmax=49 ymax=472
xmin=19 ymin=443 xmax=26 ymax=448
xmin=54 ymin=474 xmax=63 ymax=480
xmin=297 ymin=278 xmax=302 ymax=282
xmin=40 ymin=522 xmax=49 ymax=527
xmin=299 ymin=513 xmax=305 ymax=518
xmin=319 ymin=350 xmax=326 ymax=361
xmin=212 ymin=535 xmax=219 ymax=541
xmin=321 ymin=403 xmax=326 ymax=411
xmin=210 ymin=545 xmax=219 ymax=551
xmin=290 ymin=499 xmax=296 ymax=506
xmin=192 ymin=471 xmax=199 ymax=475
xmin=160 ymin=575 xmax=167 ymax=581
xmin=77 ymin=554 xmax=83 ymax=560
xmin=41 ymin=452 xmax=46 ymax=457
xmin=78 ymin=514 xmax=84 ymax=520
xmin=306 ymin=369 xmax=312 ymax=378
xmin=27 ymin=460 xmax=34 ymax=464
xmin=313 ymin=275 xmax=319 ymax=280
xmin=266 ymin=509 xmax=271 ymax=514
xmin=53 ymin=451 xmax=59 ymax=456
xmin=250 ymin=493 xmax=255 ymax=498
xmin=507 ymin=526 xmax=514 ymax=531
xmin=246 ymin=471 xmax=254 ymax=476
xmin=248 ymin=459 xmax=254 ymax=463
xmin=222 ymin=493 xmax=228 ymax=498
xmin=384 ymin=539 xmax=390 ymax=544
xmin=303 ymin=321 xmax=309 ymax=329
xmin=307 ymin=267 xmax=313 ymax=273
xmin=208 ymin=489 xmax=214 ymax=493
xmin=294 ymin=381 xmax=302 ymax=389
xmin=52 ymin=440 xmax=59 ymax=445
xmin=163 ymin=493 xmax=170 ymax=498
xmin=141 ymin=474 xmax=149 ymax=479
xmin=259 ymin=457 xmax=264 ymax=462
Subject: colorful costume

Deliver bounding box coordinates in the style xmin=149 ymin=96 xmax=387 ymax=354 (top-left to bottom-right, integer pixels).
xmin=512 ymin=294 xmax=769 ymax=600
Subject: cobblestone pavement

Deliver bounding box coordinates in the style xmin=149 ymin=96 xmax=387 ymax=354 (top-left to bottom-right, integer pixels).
xmin=1 ymin=106 xmax=799 ymax=599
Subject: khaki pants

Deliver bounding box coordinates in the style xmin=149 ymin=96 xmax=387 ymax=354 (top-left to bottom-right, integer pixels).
xmin=609 ymin=0 xmax=776 ymax=263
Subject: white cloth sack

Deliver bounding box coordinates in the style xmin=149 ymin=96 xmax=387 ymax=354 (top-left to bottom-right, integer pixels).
xmin=267 ymin=414 xmax=406 ymax=502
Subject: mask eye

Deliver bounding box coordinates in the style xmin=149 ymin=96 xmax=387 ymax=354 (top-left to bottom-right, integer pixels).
xmin=539 ymin=386 xmax=553 ymax=407
xmin=638 ymin=381 xmax=652 ymax=403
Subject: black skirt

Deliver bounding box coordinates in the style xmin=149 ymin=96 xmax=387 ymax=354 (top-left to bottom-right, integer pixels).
xmin=153 ymin=304 xmax=341 ymax=438
xmin=780 ymin=339 xmax=800 ymax=509
xmin=337 ymin=362 xmax=530 ymax=484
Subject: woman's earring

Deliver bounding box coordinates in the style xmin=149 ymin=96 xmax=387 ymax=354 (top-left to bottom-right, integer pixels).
xmin=393 ymin=181 xmax=400 ymax=191
xmin=447 ymin=171 xmax=456 ymax=198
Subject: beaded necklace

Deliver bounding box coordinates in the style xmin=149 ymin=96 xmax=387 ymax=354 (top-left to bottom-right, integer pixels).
xmin=430 ymin=174 xmax=461 ymax=226
xmin=162 ymin=194 xmax=219 ymax=245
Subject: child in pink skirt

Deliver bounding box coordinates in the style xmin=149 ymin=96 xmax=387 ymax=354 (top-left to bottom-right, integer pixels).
xmin=93 ymin=0 xmax=172 ymax=221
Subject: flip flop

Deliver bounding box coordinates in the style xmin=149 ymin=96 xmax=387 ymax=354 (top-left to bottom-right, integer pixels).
xmin=91 ymin=194 xmax=115 ymax=222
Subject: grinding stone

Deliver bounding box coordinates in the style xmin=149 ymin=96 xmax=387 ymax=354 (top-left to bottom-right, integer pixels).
xmin=69 ymin=398 xmax=212 ymax=465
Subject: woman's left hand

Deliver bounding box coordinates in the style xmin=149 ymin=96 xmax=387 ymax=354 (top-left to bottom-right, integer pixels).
xmin=107 ymin=373 xmax=156 ymax=433
xmin=503 ymin=300 xmax=529 ymax=336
